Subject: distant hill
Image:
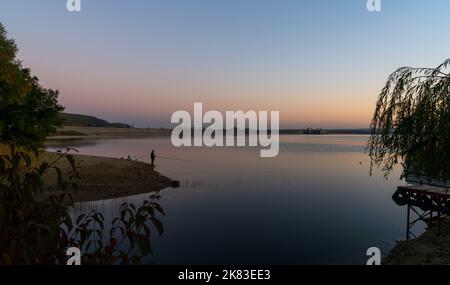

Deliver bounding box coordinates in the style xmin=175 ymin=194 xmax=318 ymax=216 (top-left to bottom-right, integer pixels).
xmin=61 ymin=113 xmax=131 ymax=128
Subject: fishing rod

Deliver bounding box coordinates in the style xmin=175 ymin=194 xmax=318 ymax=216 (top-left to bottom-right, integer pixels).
xmin=157 ymin=155 xmax=200 ymax=163
xmin=134 ymin=153 xmax=200 ymax=163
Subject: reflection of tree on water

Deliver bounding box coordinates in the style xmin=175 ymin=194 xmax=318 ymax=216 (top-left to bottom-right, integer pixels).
xmin=68 ymin=192 xmax=166 ymax=265
xmin=45 ymin=138 xmax=101 ymax=149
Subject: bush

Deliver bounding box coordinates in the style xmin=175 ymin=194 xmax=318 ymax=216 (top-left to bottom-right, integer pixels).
xmin=0 ymin=22 xmax=165 ymax=265
xmin=0 ymin=144 xmax=165 ymax=265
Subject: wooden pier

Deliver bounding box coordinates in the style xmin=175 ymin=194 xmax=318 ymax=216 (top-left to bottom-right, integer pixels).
xmin=394 ymin=185 xmax=450 ymax=240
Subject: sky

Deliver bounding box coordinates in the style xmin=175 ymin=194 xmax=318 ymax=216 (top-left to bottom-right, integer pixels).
xmin=1 ymin=0 xmax=450 ymax=128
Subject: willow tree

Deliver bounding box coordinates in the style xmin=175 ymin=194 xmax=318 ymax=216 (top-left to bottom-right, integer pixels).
xmin=368 ymin=59 xmax=450 ymax=182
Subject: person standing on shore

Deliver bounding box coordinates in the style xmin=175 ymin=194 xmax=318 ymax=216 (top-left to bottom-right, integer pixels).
xmin=151 ymin=150 xmax=156 ymax=166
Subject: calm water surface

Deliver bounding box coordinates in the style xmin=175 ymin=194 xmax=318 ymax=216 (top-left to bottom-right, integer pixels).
xmin=46 ymin=135 xmax=421 ymax=265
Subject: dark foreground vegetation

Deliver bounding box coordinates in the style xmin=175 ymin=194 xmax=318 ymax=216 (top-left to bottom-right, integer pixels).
xmin=0 ymin=22 xmax=163 ymax=265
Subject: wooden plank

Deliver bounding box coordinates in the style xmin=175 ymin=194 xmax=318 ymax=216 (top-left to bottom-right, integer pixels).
xmin=398 ymin=185 xmax=450 ymax=198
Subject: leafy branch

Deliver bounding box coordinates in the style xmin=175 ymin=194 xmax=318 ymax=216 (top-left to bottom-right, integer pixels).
xmin=368 ymin=59 xmax=450 ymax=182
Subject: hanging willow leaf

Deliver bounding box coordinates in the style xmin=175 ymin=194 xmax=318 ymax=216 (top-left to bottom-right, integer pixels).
xmin=368 ymin=59 xmax=450 ymax=182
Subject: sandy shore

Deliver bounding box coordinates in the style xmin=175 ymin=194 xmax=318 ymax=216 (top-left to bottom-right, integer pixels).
xmin=42 ymin=152 xmax=174 ymax=203
xmin=383 ymin=221 xmax=450 ymax=265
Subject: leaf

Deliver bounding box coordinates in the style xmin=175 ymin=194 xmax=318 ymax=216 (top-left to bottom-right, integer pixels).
xmin=142 ymin=224 xmax=150 ymax=237
xmin=135 ymin=214 xmax=145 ymax=227
xmin=77 ymin=214 xmax=86 ymax=225
xmin=53 ymin=166 xmax=63 ymax=189
xmin=136 ymin=234 xmax=152 ymax=256
xmin=86 ymin=240 xmax=94 ymax=251
xmin=63 ymin=217 xmax=74 ymax=231
xmin=154 ymin=204 xmax=165 ymax=216
xmin=39 ymin=163 xmax=49 ymax=175
xmin=151 ymin=218 xmax=164 ymax=236
xmin=96 ymin=239 xmax=103 ymax=250
xmin=92 ymin=213 xmax=104 ymax=230
xmin=21 ymin=152 xmax=31 ymax=166
xmin=66 ymin=155 xmax=76 ymax=172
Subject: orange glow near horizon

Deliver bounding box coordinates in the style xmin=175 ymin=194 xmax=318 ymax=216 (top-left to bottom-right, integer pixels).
xmin=6 ymin=0 xmax=449 ymax=128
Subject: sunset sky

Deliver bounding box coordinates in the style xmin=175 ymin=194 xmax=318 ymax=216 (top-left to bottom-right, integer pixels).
xmin=1 ymin=0 xmax=450 ymax=128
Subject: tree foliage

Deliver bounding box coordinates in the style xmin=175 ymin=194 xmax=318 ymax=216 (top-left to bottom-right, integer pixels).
xmin=0 ymin=22 xmax=164 ymax=265
xmin=368 ymin=59 xmax=450 ymax=182
xmin=0 ymin=23 xmax=63 ymax=147
xmin=0 ymin=146 xmax=165 ymax=265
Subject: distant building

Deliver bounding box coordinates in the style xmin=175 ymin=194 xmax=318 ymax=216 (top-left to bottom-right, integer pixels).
xmin=303 ymin=128 xmax=326 ymax=135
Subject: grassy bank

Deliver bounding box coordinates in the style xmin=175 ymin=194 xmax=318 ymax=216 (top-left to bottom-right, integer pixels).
xmin=42 ymin=152 xmax=173 ymax=203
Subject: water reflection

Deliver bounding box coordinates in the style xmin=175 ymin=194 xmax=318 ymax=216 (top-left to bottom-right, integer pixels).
xmin=46 ymin=138 xmax=101 ymax=148
xmin=70 ymin=192 xmax=166 ymax=264
xmin=49 ymin=135 xmax=407 ymax=264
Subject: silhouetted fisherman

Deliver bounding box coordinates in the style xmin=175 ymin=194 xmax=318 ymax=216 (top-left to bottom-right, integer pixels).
xmin=150 ymin=150 xmax=156 ymax=166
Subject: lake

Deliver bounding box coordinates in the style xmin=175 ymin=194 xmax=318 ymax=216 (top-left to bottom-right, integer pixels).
xmin=46 ymin=135 xmax=421 ymax=265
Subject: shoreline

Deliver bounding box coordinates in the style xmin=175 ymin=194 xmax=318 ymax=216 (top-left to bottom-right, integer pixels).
xmin=42 ymin=152 xmax=175 ymax=203
xmin=47 ymin=126 xmax=373 ymax=141
xmin=383 ymin=221 xmax=450 ymax=265
xmin=47 ymin=126 xmax=172 ymax=140
xmin=43 ymin=129 xmax=448 ymax=264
